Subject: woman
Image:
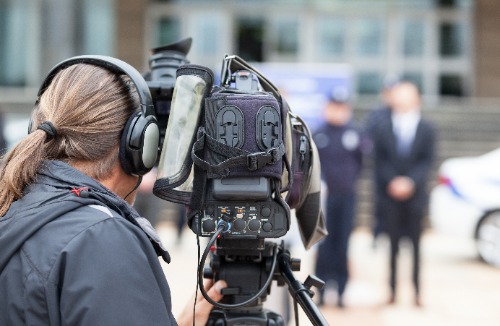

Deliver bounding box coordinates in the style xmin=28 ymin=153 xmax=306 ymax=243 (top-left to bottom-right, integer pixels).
xmin=0 ymin=59 xmax=224 ymax=325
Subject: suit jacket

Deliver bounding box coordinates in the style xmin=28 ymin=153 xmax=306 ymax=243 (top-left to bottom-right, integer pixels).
xmin=372 ymin=111 xmax=436 ymax=225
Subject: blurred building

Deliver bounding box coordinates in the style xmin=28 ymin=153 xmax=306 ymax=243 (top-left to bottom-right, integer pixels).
xmin=0 ymin=0 xmax=498 ymax=114
xmin=2 ymin=0 xmax=500 ymax=230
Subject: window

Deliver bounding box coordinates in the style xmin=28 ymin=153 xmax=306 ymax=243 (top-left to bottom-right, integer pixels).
xmin=440 ymin=74 xmax=463 ymax=96
xmin=437 ymin=0 xmax=456 ymax=7
xmin=402 ymin=20 xmax=424 ymax=57
xmin=355 ymin=18 xmax=385 ymax=57
xmin=269 ymin=17 xmax=299 ymax=57
xmin=158 ymin=17 xmax=181 ymax=46
xmin=436 ymin=0 xmax=472 ymax=8
xmin=81 ymin=0 xmax=115 ymax=55
xmin=195 ymin=16 xmax=220 ymax=56
xmin=0 ymin=0 xmax=28 ymax=86
xmin=440 ymin=22 xmax=465 ymax=57
xmin=316 ymin=17 xmax=346 ymax=58
xmin=236 ymin=17 xmax=265 ymax=62
xmin=0 ymin=0 xmax=116 ymax=87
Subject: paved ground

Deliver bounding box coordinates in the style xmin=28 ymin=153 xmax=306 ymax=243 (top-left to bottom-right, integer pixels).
xmin=155 ymin=222 xmax=500 ymax=325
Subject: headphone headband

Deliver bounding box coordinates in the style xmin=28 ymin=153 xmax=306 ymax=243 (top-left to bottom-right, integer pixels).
xmin=37 ymin=55 xmax=155 ymax=116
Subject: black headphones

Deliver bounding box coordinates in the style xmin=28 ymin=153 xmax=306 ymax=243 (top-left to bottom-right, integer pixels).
xmin=32 ymin=55 xmax=160 ymax=176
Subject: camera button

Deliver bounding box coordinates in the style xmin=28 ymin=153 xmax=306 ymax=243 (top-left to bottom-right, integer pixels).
xmin=248 ymin=219 xmax=261 ymax=232
xmin=234 ymin=219 xmax=246 ymax=232
xmin=202 ymin=219 xmax=216 ymax=232
xmin=261 ymin=207 xmax=271 ymax=217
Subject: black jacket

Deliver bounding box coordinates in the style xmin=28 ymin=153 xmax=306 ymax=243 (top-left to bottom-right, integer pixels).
xmin=372 ymin=113 xmax=436 ymax=222
xmin=0 ymin=161 xmax=177 ymax=325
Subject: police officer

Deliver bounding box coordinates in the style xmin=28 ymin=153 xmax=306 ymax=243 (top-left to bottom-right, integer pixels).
xmin=314 ymin=86 xmax=368 ymax=308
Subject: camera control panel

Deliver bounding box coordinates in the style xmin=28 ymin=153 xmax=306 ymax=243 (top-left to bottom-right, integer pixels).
xmin=200 ymin=200 xmax=288 ymax=238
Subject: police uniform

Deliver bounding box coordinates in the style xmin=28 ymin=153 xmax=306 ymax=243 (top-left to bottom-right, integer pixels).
xmin=314 ymin=99 xmax=366 ymax=307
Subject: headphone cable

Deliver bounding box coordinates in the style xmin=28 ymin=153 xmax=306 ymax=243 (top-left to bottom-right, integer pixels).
xmin=124 ymin=176 xmax=143 ymax=201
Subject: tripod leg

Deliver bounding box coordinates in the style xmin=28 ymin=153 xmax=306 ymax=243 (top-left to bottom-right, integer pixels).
xmin=278 ymin=253 xmax=329 ymax=326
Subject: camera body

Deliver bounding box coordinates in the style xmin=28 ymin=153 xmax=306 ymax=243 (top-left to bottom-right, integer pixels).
xmin=151 ymin=48 xmax=325 ymax=247
xmin=197 ymin=70 xmax=288 ymax=239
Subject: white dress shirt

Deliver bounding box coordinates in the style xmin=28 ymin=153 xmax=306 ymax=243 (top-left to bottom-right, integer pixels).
xmin=392 ymin=110 xmax=420 ymax=156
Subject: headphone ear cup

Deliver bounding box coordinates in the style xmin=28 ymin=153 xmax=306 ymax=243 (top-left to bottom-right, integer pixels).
xmin=119 ymin=112 xmax=160 ymax=176
xmin=119 ymin=113 xmax=139 ymax=176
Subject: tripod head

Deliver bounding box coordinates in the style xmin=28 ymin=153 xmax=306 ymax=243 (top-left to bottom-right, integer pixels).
xmin=197 ymin=223 xmax=328 ymax=325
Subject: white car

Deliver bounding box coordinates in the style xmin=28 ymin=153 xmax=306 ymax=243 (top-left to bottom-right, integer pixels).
xmin=430 ymin=147 xmax=500 ymax=267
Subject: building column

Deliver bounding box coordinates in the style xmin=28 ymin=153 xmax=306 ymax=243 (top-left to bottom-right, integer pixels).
xmin=116 ymin=0 xmax=148 ymax=70
xmin=474 ymin=0 xmax=500 ymax=98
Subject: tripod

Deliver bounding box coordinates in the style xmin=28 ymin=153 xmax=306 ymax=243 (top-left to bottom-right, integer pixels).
xmin=199 ymin=236 xmax=329 ymax=325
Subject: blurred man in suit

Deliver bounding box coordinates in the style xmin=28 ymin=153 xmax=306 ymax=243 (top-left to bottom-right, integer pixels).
xmin=371 ymin=81 xmax=436 ymax=306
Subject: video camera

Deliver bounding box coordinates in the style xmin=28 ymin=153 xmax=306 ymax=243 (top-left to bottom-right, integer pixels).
xmin=146 ymin=38 xmax=328 ymax=325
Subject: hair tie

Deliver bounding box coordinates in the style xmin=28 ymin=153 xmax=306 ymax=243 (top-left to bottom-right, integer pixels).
xmin=37 ymin=121 xmax=58 ymax=141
